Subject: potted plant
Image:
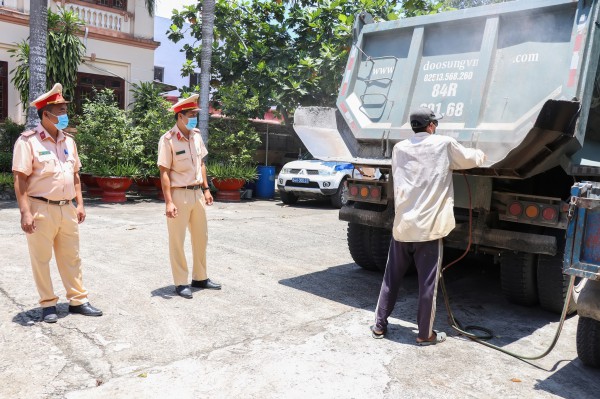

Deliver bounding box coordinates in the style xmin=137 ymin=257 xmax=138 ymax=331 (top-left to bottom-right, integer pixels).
xmin=207 ymin=117 xmax=262 ymax=202
xmin=207 ymin=162 xmax=258 ymax=202
xmin=92 ymin=163 xmax=139 ymax=203
xmin=76 ymin=89 xmax=143 ymax=203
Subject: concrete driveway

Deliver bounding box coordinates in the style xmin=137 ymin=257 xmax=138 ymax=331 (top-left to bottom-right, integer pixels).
xmin=0 ymin=197 xmax=599 ymax=399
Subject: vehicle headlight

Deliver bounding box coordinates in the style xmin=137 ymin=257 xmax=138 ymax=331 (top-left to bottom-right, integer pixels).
xmin=281 ymin=168 xmax=292 ymax=174
xmin=318 ymin=169 xmax=333 ymax=176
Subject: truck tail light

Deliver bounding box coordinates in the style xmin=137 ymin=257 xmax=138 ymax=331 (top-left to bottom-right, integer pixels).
xmin=525 ymin=204 xmax=539 ymax=219
xmin=370 ymin=187 xmax=381 ymax=199
xmin=508 ymin=201 xmax=523 ymax=216
xmin=349 ymin=185 xmax=359 ymax=196
xmin=542 ymin=206 xmax=558 ymax=221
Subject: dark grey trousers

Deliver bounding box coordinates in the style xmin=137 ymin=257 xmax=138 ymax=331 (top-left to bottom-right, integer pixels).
xmin=374 ymin=239 xmax=443 ymax=340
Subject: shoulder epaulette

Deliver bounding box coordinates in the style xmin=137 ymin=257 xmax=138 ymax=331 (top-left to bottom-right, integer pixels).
xmin=21 ymin=130 xmax=36 ymax=137
xmin=165 ymin=131 xmax=174 ymax=140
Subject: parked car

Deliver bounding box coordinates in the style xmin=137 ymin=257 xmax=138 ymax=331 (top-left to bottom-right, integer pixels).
xmin=277 ymin=160 xmax=378 ymax=208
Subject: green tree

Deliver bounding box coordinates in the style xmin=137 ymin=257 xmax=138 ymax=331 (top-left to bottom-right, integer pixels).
xmin=9 ymin=7 xmax=85 ymax=120
xmin=169 ymin=1 xmax=448 ymax=125
xmin=445 ymin=0 xmax=512 ymax=9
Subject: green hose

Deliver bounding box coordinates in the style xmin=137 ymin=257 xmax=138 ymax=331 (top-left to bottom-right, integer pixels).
xmin=440 ymin=270 xmax=575 ymax=361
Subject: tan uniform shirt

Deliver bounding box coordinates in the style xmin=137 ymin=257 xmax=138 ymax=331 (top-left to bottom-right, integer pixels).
xmin=12 ymin=124 xmax=81 ymax=201
xmin=157 ymin=125 xmax=208 ymax=187
xmin=392 ymin=132 xmax=485 ymax=242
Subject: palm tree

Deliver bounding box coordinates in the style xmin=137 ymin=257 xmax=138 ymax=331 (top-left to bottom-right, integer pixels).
xmin=27 ymin=0 xmax=48 ymax=129
xmin=144 ymin=0 xmax=155 ymax=16
xmin=198 ymin=0 xmax=215 ymax=145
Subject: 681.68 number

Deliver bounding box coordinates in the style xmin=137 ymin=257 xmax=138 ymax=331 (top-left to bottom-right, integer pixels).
xmin=419 ymin=102 xmax=464 ymax=117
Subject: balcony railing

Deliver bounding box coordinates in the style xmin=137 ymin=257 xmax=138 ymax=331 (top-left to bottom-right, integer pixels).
xmin=66 ymin=2 xmax=130 ymax=33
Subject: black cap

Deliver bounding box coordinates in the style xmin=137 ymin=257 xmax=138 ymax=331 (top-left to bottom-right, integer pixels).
xmin=409 ymin=107 xmax=443 ymax=129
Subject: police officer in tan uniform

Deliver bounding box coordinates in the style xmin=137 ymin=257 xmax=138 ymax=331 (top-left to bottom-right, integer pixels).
xmin=12 ymin=83 xmax=102 ymax=323
xmin=157 ymin=94 xmax=221 ymax=299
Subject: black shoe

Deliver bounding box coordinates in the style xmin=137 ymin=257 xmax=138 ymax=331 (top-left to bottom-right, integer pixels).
xmin=68 ymin=302 xmax=103 ymax=317
xmin=191 ymin=278 xmax=222 ymax=290
xmin=42 ymin=306 xmax=58 ymax=323
xmin=176 ymin=285 xmax=193 ymax=298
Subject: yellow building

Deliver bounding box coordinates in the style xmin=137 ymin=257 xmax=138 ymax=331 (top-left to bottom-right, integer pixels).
xmin=0 ymin=0 xmax=159 ymax=122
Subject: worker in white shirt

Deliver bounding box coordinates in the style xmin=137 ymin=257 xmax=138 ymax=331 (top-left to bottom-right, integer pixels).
xmin=371 ymin=107 xmax=485 ymax=345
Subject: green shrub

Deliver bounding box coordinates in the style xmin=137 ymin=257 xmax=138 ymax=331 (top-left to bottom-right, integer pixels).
xmin=130 ymin=82 xmax=173 ymax=177
xmin=208 ymin=118 xmax=261 ymax=166
xmin=76 ymin=89 xmax=143 ymax=176
xmin=206 ymin=162 xmax=258 ymax=181
xmin=0 ymin=118 xmax=25 ymax=153
xmin=0 ymin=152 xmax=12 ymax=173
xmin=0 ymin=172 xmax=14 ymax=186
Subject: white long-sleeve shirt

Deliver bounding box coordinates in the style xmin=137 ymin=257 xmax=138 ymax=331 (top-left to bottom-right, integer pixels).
xmin=392 ymin=132 xmax=485 ymax=242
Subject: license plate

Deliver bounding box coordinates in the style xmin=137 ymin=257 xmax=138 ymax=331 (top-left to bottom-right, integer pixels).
xmin=292 ymin=177 xmax=309 ymax=184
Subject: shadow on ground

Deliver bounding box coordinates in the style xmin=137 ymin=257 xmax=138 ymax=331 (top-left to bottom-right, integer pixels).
xmin=279 ymin=251 xmax=574 ymax=348
xmin=534 ymin=357 xmax=600 ymax=398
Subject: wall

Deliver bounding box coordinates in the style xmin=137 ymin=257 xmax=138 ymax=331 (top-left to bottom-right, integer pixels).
xmin=0 ymin=0 xmax=157 ymax=123
xmin=153 ymin=15 xmax=198 ymax=97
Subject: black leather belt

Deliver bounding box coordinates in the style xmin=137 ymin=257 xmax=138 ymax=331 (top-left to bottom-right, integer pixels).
xmin=178 ymin=185 xmax=204 ymax=190
xmin=30 ymin=196 xmax=71 ymax=206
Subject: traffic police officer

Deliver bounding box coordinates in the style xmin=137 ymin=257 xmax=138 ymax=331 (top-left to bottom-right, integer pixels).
xmin=12 ymin=83 xmax=103 ymax=323
xmin=157 ymin=94 xmax=221 ymax=298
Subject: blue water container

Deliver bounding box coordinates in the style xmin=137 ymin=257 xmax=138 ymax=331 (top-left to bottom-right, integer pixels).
xmin=256 ymin=166 xmax=276 ymax=199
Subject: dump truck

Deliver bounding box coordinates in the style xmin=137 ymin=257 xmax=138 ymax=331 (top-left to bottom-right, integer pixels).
xmin=292 ymin=0 xmax=600 ymax=366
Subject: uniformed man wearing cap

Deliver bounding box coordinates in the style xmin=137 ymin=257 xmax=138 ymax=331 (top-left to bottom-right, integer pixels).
xmin=12 ymin=83 xmax=103 ymax=323
xmin=157 ymin=94 xmax=221 ymax=299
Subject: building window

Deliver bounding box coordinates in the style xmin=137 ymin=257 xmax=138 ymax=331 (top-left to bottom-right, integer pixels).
xmin=81 ymin=0 xmax=128 ymax=11
xmin=154 ymin=66 xmax=164 ymax=83
xmin=75 ymin=72 xmax=125 ymax=113
xmin=0 ymin=61 xmax=7 ymax=120
xmin=189 ymin=72 xmax=201 ymax=88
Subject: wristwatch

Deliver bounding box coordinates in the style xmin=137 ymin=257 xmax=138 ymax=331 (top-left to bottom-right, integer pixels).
xmin=202 ymin=186 xmax=210 ymax=191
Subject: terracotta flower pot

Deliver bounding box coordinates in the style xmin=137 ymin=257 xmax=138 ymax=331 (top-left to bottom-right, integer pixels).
xmin=151 ymin=176 xmax=165 ymax=201
xmin=212 ymin=178 xmax=245 ymax=202
xmin=80 ymin=172 xmax=103 ymax=197
xmin=134 ymin=177 xmax=157 ymax=197
xmin=95 ymin=176 xmax=133 ymax=203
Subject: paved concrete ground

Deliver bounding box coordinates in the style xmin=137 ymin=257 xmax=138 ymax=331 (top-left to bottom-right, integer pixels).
xmin=1 ymin=197 xmax=599 ymax=399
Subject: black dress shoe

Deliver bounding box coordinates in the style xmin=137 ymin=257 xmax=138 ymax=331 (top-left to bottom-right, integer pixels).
xmin=176 ymin=285 xmax=193 ymax=298
xmin=191 ymin=278 xmax=222 ymax=290
xmin=42 ymin=306 xmax=58 ymax=323
xmin=69 ymin=302 xmax=103 ymax=317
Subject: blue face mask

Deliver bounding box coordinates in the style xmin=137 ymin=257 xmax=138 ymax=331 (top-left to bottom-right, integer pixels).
xmin=47 ymin=112 xmax=69 ymax=130
xmin=55 ymin=114 xmax=69 ymax=130
xmin=185 ymin=116 xmax=198 ymax=130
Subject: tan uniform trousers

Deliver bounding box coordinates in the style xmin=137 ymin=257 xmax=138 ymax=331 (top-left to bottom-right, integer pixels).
xmin=26 ymin=198 xmax=88 ymax=307
xmin=167 ymin=188 xmax=208 ymax=286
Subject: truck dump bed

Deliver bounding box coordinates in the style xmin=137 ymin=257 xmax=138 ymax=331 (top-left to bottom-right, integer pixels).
xmin=294 ymin=0 xmax=600 ymax=178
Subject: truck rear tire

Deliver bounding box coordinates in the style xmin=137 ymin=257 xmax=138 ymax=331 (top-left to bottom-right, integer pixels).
xmin=331 ymin=179 xmax=349 ymax=209
xmin=347 ymin=223 xmax=378 ymax=271
xmin=369 ymin=226 xmax=391 ymax=272
xmin=577 ymin=317 xmax=600 ymax=367
xmin=280 ymin=190 xmax=298 ymax=205
xmin=500 ymin=252 xmax=539 ymax=306
xmin=537 ymin=254 xmax=576 ymax=315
